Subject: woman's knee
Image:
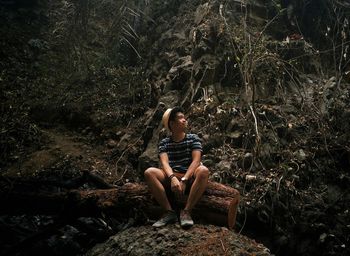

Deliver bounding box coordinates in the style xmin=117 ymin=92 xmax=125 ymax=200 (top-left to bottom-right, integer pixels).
xmin=195 ymin=165 xmax=209 ymax=179
xmin=144 ymin=167 xmax=156 ymax=178
xmin=144 ymin=167 xmax=162 ymax=180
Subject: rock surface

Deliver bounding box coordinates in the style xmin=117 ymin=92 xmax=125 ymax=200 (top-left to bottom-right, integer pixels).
xmin=86 ymin=224 xmax=270 ymax=256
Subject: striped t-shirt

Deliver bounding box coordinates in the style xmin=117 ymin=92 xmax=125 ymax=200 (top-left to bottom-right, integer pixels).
xmin=158 ymin=133 xmax=202 ymax=173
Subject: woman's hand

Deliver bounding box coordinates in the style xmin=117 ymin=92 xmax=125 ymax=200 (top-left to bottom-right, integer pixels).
xmin=171 ymin=177 xmax=182 ymax=196
xmin=180 ymin=180 xmax=187 ymax=195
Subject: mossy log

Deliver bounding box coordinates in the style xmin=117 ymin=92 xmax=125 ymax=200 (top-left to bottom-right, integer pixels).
xmin=0 ymin=181 xmax=240 ymax=229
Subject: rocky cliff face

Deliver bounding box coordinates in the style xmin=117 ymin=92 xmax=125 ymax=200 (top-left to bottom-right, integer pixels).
xmin=1 ymin=0 xmax=349 ymax=256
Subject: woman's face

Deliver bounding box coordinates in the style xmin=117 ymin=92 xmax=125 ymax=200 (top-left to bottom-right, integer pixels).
xmin=171 ymin=112 xmax=188 ymax=131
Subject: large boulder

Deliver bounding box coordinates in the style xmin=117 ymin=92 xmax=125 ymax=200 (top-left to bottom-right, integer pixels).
xmin=86 ymin=224 xmax=271 ymax=256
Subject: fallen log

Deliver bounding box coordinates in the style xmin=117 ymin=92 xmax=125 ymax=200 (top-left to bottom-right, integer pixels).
xmin=0 ymin=181 xmax=240 ymax=229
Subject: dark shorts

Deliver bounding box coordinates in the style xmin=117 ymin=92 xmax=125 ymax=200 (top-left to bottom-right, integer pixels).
xmin=162 ymin=171 xmax=194 ymax=195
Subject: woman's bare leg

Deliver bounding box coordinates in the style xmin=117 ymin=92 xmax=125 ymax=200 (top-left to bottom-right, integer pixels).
xmin=144 ymin=167 xmax=172 ymax=211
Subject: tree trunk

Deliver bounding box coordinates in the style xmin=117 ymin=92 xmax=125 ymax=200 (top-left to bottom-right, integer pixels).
xmin=0 ymin=181 xmax=240 ymax=229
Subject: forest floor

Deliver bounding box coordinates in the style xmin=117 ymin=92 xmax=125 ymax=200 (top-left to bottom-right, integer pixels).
xmin=2 ymin=127 xmax=126 ymax=185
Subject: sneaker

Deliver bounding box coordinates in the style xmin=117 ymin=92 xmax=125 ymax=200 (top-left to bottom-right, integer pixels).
xmin=152 ymin=210 xmax=177 ymax=228
xmin=180 ymin=209 xmax=194 ymax=228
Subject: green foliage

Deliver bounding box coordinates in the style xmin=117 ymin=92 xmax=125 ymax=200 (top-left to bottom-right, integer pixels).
xmin=223 ymin=10 xmax=298 ymax=108
xmin=44 ymin=0 xmax=150 ymax=83
xmin=0 ymin=105 xmax=41 ymax=168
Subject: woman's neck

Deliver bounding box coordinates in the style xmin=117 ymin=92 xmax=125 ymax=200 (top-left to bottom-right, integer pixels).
xmin=171 ymin=131 xmax=186 ymax=142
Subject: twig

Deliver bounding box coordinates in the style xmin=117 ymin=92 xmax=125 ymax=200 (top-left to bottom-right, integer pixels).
xmin=238 ymin=204 xmax=247 ymax=235
xmin=276 ymin=175 xmax=283 ymax=193
xmin=115 ymin=136 xmax=142 ymax=169
xmin=113 ymin=167 xmax=129 ymax=185
xmin=121 ymin=37 xmax=142 ymax=59
xmin=288 ymin=39 xmax=350 ymax=61
xmin=253 ymin=8 xmax=287 ymax=50
xmin=249 ymin=105 xmax=260 ymax=146
xmin=220 ymin=237 xmax=228 ymax=255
